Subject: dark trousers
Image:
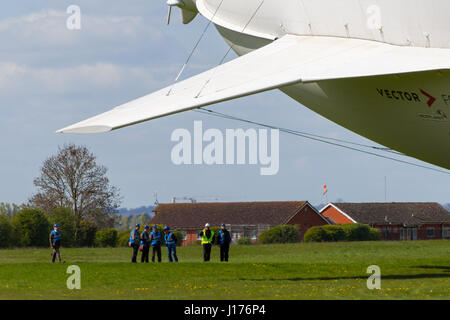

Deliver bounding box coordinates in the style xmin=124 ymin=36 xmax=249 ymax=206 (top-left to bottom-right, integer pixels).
xmin=141 ymin=245 xmax=150 ymax=263
xmin=152 ymin=245 xmax=162 ymax=262
xmin=52 ymin=241 xmax=61 ymax=263
xmin=220 ymin=243 xmax=230 ymax=262
xmin=167 ymin=244 xmax=178 ymax=262
xmin=203 ymin=243 xmax=212 ymax=262
xmin=131 ymin=244 xmax=139 ymax=263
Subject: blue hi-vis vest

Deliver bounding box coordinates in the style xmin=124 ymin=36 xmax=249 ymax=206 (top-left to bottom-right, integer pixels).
xmin=219 ymin=230 xmax=231 ymax=245
xmin=151 ymin=231 xmax=161 ymax=246
xmin=51 ymin=230 xmax=62 ymax=243
xmin=165 ymin=233 xmax=176 ymax=246
xmin=129 ymin=229 xmax=140 ymax=244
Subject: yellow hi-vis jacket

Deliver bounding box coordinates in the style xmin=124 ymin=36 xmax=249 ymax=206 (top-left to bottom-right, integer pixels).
xmin=201 ymin=230 xmax=214 ymax=245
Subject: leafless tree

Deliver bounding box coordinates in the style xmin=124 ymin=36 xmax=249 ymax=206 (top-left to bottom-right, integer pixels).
xmin=30 ymin=144 xmax=121 ymax=239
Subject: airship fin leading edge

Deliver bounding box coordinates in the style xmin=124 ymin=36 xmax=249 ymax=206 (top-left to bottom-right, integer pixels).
xmin=57 ymin=35 xmax=450 ymax=134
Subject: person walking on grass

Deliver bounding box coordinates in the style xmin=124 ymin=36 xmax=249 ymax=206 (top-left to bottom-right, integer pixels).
xmin=199 ymin=223 xmax=215 ymax=262
xmin=218 ymin=223 xmax=232 ymax=262
xmin=49 ymin=224 xmax=64 ymax=263
xmin=140 ymin=226 xmax=151 ymax=263
xmin=164 ymin=226 xmax=178 ymax=263
xmin=150 ymin=225 xmax=162 ymax=263
xmin=129 ymin=224 xmax=140 ymax=263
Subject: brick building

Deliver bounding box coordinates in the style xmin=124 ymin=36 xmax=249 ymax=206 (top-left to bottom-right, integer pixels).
xmin=320 ymin=202 xmax=450 ymax=241
xmin=149 ymin=201 xmax=329 ymax=245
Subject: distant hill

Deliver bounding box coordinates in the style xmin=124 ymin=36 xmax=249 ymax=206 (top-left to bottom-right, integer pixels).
xmin=443 ymin=203 xmax=450 ymax=211
xmin=119 ymin=205 xmax=155 ymax=217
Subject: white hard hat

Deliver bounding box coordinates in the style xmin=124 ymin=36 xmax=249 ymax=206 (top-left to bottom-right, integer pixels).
xmin=205 ymin=223 xmax=210 ymax=227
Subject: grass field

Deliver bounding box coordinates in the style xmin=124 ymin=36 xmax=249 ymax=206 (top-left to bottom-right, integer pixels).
xmin=0 ymin=240 xmax=449 ymax=300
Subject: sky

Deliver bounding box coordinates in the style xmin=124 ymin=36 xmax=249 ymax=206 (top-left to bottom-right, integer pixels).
xmin=0 ymin=1 xmax=449 ymax=209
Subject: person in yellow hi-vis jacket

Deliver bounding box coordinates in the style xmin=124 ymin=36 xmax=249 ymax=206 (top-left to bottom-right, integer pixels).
xmin=198 ymin=223 xmax=215 ymax=262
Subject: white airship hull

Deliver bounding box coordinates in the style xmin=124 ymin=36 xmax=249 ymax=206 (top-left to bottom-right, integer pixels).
xmin=58 ymin=0 xmax=450 ymax=170
xmin=217 ymin=24 xmax=450 ymax=169
xmin=280 ymin=74 xmax=450 ymax=169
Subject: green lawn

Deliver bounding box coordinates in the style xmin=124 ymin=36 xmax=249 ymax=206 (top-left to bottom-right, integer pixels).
xmin=0 ymin=240 xmax=449 ymax=300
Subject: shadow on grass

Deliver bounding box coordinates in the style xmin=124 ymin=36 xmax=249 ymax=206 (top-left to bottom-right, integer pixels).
xmin=240 ymin=273 xmax=450 ymax=282
xmin=414 ymin=266 xmax=450 ymax=272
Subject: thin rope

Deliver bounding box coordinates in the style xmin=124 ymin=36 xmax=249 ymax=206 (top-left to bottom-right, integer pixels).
xmin=195 ymin=0 xmax=266 ymax=98
xmin=166 ymin=0 xmax=226 ymax=96
xmin=193 ymin=108 xmax=450 ymax=175
xmin=196 ymin=108 xmax=400 ymax=153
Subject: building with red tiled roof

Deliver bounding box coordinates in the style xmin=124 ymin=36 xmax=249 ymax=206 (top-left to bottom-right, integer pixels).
xmin=320 ymin=202 xmax=450 ymax=240
xmin=149 ymin=201 xmax=329 ymax=245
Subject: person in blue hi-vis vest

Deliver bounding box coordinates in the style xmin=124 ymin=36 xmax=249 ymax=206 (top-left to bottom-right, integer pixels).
xmin=164 ymin=226 xmax=178 ymax=263
xmin=149 ymin=225 xmax=162 ymax=263
xmin=218 ymin=223 xmax=232 ymax=262
xmin=49 ymin=224 xmax=64 ymax=263
xmin=140 ymin=226 xmax=151 ymax=263
xmin=129 ymin=224 xmax=141 ymax=263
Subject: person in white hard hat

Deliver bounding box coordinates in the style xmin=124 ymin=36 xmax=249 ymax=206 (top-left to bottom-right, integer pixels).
xmin=198 ymin=223 xmax=215 ymax=262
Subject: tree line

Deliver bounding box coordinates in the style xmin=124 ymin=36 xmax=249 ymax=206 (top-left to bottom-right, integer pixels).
xmin=0 ymin=144 xmax=122 ymax=248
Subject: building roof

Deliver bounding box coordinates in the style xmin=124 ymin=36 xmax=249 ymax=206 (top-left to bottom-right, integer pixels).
xmin=149 ymin=201 xmax=313 ymax=229
xmin=326 ymin=202 xmax=450 ymax=226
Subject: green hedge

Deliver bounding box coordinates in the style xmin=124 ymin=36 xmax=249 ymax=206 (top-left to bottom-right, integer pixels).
xmin=11 ymin=208 xmax=51 ymax=247
xmin=76 ymin=220 xmax=98 ymax=247
xmin=0 ymin=207 xmax=103 ymax=248
xmin=0 ymin=215 xmax=12 ymax=248
xmin=237 ymin=237 xmax=251 ymax=245
xmin=304 ymin=224 xmax=380 ymax=242
xmin=95 ymin=229 xmax=118 ymax=247
xmin=118 ymin=229 xmax=132 ymax=247
xmin=258 ymin=225 xmax=300 ymax=244
xmin=341 ymin=223 xmax=380 ymax=241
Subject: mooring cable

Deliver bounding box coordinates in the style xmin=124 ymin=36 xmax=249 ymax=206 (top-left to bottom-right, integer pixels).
xmin=166 ymin=0 xmax=226 ymax=96
xmin=193 ymin=108 xmax=450 ymax=175
xmin=195 ymin=0 xmax=266 ymax=98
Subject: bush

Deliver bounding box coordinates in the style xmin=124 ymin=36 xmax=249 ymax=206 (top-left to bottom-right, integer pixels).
xmin=258 ymin=225 xmax=300 ymax=244
xmin=95 ymin=229 xmax=118 ymax=247
xmin=322 ymin=225 xmax=347 ymax=242
xmin=0 ymin=215 xmax=12 ymax=248
xmin=76 ymin=220 xmax=98 ymax=247
xmin=11 ymin=208 xmax=51 ymax=247
xmin=341 ymin=223 xmax=373 ymax=241
xmin=304 ymin=224 xmax=381 ymax=242
xmin=118 ymin=229 xmax=132 ymax=247
xmin=369 ymin=228 xmax=381 ymax=241
xmin=237 ymin=237 xmax=251 ymax=245
xmin=303 ymin=226 xmax=326 ymax=243
xmin=46 ymin=207 xmax=76 ymax=247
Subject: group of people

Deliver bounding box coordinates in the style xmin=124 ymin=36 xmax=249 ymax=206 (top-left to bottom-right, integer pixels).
xmin=129 ymin=223 xmax=233 ymax=263
xmin=198 ymin=223 xmax=232 ymax=262
xmin=129 ymin=224 xmax=178 ymax=263
xmin=47 ymin=222 xmax=233 ymax=264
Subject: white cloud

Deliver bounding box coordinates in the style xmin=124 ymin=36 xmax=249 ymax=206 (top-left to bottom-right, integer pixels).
xmin=0 ymin=9 xmax=163 ymax=56
xmin=0 ymin=61 xmax=169 ymax=96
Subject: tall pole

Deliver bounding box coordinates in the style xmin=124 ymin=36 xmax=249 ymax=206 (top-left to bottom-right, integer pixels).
xmin=384 ymin=176 xmax=387 ymax=202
